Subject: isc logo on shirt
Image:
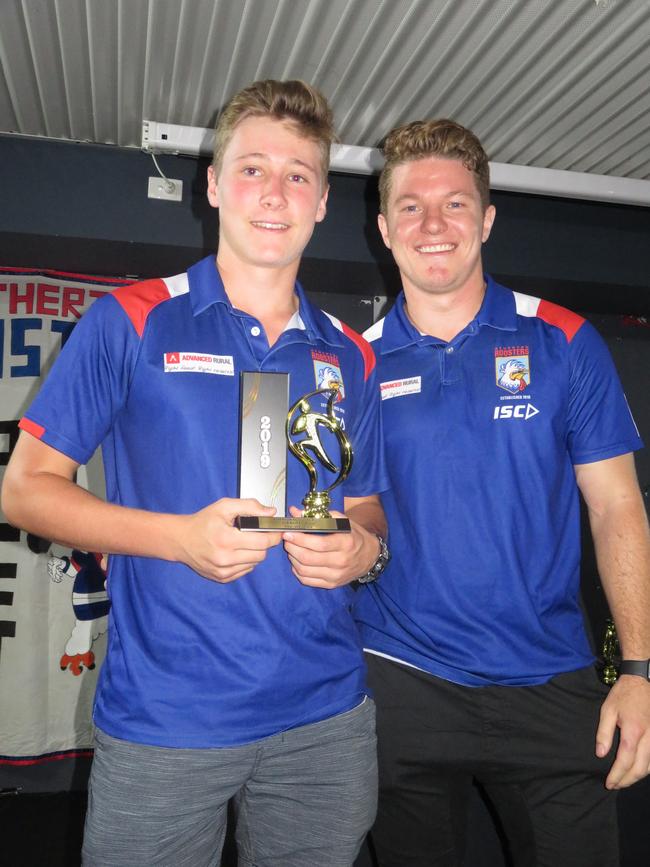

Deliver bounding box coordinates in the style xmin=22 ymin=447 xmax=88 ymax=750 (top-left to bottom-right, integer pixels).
xmin=493 ymin=403 xmax=539 ymax=420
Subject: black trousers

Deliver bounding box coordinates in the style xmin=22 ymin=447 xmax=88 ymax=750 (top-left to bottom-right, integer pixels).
xmin=365 ymin=654 xmax=619 ymax=867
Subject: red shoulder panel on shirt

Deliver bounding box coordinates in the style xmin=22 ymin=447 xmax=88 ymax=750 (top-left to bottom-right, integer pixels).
xmin=111 ymin=279 xmax=171 ymax=338
xmin=536 ymin=299 xmax=585 ymax=343
xmin=339 ymin=320 xmax=376 ymax=380
xmin=19 ymin=417 xmax=45 ymax=439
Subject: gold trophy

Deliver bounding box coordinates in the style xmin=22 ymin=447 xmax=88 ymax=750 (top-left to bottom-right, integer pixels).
xmin=284 ymin=384 xmax=352 ymax=530
xmin=236 ymin=374 xmax=352 ymax=532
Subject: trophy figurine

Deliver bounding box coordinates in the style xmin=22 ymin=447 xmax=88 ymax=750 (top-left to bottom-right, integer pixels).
xmin=236 ymin=373 xmax=353 ymax=532
xmin=285 ymin=384 xmax=352 ymax=530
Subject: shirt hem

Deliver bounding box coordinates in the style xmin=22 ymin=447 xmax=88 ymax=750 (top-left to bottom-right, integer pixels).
xmin=362 ymin=646 xmax=596 ymax=687
xmin=92 ymin=692 xmax=369 ymax=749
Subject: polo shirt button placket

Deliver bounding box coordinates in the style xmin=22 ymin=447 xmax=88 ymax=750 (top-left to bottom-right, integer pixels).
xmin=244 ymin=319 xmax=269 ymax=364
xmin=441 ymin=343 xmax=458 ymax=386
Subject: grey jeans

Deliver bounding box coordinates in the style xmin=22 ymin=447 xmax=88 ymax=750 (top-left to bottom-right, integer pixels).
xmin=82 ymin=698 xmax=377 ymax=867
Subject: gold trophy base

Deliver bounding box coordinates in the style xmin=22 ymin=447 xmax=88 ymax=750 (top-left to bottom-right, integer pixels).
xmin=235 ymin=515 xmax=351 ymax=533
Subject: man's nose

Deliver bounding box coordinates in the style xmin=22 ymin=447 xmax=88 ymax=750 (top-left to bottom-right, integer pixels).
xmin=422 ymin=206 xmax=447 ymax=233
xmin=260 ymin=175 xmax=287 ymax=207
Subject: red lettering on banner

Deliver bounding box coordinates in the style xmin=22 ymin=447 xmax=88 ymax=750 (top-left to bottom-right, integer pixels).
xmin=36 ymin=283 xmax=60 ymax=316
xmin=9 ymin=282 xmax=35 ymax=314
xmin=62 ymin=287 xmax=85 ymax=319
xmin=1 ymin=281 xmax=107 ymax=319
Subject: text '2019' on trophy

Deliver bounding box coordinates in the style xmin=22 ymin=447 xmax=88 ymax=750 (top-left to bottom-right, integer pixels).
xmin=236 ymin=371 xmax=352 ymax=533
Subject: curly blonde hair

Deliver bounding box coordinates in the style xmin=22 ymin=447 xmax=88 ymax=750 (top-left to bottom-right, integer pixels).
xmin=379 ymin=119 xmax=490 ymax=213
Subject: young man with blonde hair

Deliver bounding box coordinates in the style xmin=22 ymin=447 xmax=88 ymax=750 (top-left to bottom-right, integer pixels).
xmin=2 ymin=79 xmax=388 ymax=867
xmin=355 ymin=118 xmax=650 ymax=866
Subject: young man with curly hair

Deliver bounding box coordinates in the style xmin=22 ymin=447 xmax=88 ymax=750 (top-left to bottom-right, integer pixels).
xmin=356 ymin=118 xmax=650 ymax=867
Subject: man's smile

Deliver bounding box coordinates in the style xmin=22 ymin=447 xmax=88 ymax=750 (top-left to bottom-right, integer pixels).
xmin=251 ymin=220 xmax=290 ymax=230
xmin=415 ymin=242 xmax=456 ymax=254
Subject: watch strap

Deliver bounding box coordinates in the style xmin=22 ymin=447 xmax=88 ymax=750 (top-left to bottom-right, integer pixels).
xmin=619 ymin=659 xmax=650 ymax=680
xmin=355 ymin=535 xmax=390 ymax=584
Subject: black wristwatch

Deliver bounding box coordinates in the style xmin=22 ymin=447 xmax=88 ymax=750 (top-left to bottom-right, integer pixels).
xmin=619 ymin=659 xmax=650 ymax=681
xmin=355 ymin=535 xmax=391 ymax=584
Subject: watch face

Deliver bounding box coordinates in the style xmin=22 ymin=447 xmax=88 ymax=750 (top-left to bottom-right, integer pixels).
xmin=355 ymin=536 xmax=390 ymax=584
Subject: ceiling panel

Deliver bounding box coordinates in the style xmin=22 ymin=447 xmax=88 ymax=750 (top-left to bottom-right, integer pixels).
xmin=0 ymin=0 xmax=648 ymax=181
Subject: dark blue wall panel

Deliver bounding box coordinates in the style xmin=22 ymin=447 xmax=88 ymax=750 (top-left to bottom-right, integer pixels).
xmin=0 ymin=133 xmax=649 ymax=314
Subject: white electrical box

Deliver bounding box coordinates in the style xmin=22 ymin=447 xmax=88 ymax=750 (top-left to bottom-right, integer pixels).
xmin=148 ymin=176 xmax=183 ymax=202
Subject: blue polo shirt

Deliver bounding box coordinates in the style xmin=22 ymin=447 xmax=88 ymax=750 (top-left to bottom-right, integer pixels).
xmin=355 ymin=276 xmax=642 ymax=686
xmin=21 ymin=255 xmax=388 ymax=746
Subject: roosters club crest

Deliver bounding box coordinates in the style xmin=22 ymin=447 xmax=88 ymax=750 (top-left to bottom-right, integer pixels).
xmin=495 ymin=346 xmax=530 ymax=394
xmin=311 ymin=350 xmax=345 ymax=400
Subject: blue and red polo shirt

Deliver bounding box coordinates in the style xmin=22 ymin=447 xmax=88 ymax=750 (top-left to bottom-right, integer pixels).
xmin=20 ymin=255 xmax=388 ymax=746
xmin=355 ymin=276 xmax=642 ymax=686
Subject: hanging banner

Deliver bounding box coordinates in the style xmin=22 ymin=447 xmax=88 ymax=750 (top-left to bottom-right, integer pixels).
xmin=0 ymin=267 xmax=132 ymax=763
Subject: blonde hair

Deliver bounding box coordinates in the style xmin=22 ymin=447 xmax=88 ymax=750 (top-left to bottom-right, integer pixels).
xmin=213 ymin=79 xmax=335 ymax=184
xmin=379 ymin=119 xmax=490 ymax=213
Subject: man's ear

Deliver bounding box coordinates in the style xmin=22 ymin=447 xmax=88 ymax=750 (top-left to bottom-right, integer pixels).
xmin=315 ymin=184 xmax=329 ymax=223
xmin=206 ymin=164 xmax=219 ymax=209
xmin=378 ymin=213 xmax=391 ymax=249
xmin=482 ymin=204 xmax=496 ymax=243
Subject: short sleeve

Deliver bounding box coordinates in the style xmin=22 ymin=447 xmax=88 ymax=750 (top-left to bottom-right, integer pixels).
xmin=20 ymin=294 xmax=139 ymax=465
xmin=342 ymin=361 xmax=389 ymax=498
xmin=567 ymin=320 xmax=643 ymax=464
